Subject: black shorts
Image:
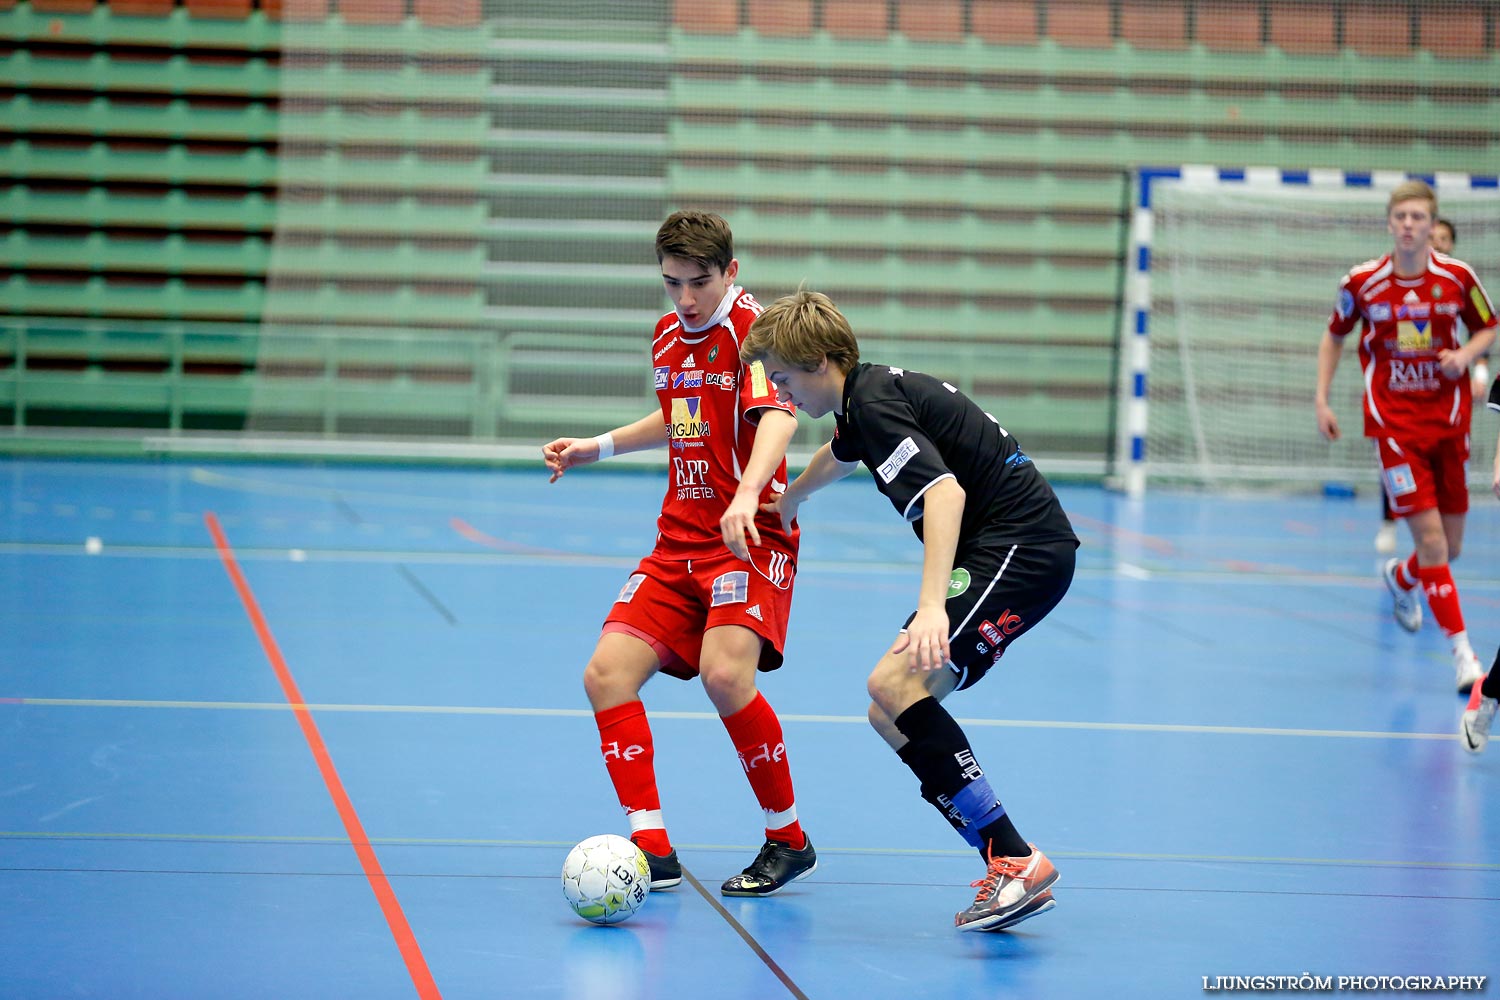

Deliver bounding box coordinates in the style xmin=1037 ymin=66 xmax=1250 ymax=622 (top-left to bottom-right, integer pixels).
xmin=902 ymin=538 xmax=1076 ymax=691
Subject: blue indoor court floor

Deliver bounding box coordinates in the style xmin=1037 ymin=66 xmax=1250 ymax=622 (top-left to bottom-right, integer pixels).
xmin=1 ymin=456 xmax=1497 ymax=999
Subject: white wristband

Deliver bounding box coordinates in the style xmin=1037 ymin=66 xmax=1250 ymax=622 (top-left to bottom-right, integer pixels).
xmin=592 ymin=433 xmax=615 ymax=461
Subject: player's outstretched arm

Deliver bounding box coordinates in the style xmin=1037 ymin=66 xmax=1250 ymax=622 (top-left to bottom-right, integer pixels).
xmin=542 ymin=410 xmax=667 ymax=483
xmin=721 ymin=408 xmax=797 ymax=560
xmin=893 ymin=478 xmax=964 ymax=675
xmin=1314 ymin=332 xmax=1345 ymax=441
xmin=762 ymin=441 xmax=860 ymax=533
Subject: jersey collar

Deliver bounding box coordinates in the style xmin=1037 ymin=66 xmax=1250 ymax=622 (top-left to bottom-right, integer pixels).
xmin=678 ymin=285 xmax=740 ymax=337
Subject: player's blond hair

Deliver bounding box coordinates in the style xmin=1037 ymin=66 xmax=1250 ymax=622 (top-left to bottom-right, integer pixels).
xmin=1387 ymin=179 xmax=1437 ymax=217
xmin=655 ymin=210 xmax=734 ymax=273
xmin=741 ymin=288 xmax=861 ymax=375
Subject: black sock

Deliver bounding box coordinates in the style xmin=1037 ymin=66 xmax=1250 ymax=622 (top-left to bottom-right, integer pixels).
xmin=893 ymin=697 xmax=979 ymax=795
xmin=978 ymin=813 xmax=1029 ymax=861
xmin=895 ymin=697 xmax=1017 ymax=855
xmin=897 ymin=742 xmax=977 ymax=843
xmin=1482 ymin=654 xmax=1500 ymax=700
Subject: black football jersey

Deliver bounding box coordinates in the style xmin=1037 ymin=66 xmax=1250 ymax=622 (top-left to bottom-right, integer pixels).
xmin=829 ymin=363 xmax=1078 ymax=549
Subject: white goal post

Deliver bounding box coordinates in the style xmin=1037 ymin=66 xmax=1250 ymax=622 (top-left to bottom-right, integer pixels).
xmin=1117 ymin=166 xmax=1500 ymax=499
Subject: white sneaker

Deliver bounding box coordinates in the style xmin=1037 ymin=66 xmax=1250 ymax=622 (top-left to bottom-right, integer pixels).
xmin=1454 ymin=649 xmax=1484 ymax=695
xmin=1381 ymin=558 xmax=1422 ymax=632
xmin=1460 ymin=694 xmax=1497 ymax=753
xmin=1374 ymin=522 xmax=1397 ymax=554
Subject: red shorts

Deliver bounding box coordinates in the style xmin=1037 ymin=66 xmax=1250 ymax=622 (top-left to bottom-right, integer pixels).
xmin=602 ymin=546 xmax=796 ymax=680
xmin=1374 ymin=432 xmax=1470 ymax=517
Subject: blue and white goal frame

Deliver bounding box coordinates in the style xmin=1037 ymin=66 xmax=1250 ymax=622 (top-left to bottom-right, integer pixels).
xmin=1118 ymin=165 xmax=1500 ymax=499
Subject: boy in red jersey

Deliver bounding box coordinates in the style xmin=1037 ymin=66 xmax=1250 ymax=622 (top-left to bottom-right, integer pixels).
xmin=1374 ymin=218 xmax=1488 ymax=554
xmin=542 ymin=211 xmax=816 ymax=896
xmin=1315 ymin=180 xmax=1497 ymax=693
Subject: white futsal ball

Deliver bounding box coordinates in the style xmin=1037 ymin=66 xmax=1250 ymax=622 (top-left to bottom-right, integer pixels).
xmin=561 ymin=834 xmax=651 ymax=924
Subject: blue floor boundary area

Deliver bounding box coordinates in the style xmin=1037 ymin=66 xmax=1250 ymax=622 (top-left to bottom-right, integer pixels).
xmin=1 ymin=458 xmax=1496 ymax=999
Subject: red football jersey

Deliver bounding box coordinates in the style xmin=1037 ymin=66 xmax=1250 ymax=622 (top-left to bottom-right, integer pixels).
xmin=1328 ymin=250 xmax=1498 ymax=439
xmin=649 ymin=285 xmax=799 ymax=560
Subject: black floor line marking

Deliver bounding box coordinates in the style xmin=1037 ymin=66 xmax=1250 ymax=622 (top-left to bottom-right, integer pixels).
xmin=395 ymin=564 xmax=458 ymax=625
xmin=682 ymin=866 xmax=810 ymax=1000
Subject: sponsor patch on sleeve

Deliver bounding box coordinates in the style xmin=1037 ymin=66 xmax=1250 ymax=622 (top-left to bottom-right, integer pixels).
xmin=749 ymin=360 xmax=769 ymax=398
xmin=1471 ymin=285 xmax=1494 ymax=324
xmin=876 ymin=437 xmax=920 ymax=484
xmin=1337 ymin=288 xmax=1356 ymax=319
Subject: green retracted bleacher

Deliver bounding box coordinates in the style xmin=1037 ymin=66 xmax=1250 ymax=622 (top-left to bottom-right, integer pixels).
xmin=4 ymin=0 xmax=1496 ymax=457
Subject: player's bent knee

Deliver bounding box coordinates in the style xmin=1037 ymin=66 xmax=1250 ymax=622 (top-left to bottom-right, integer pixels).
xmin=699 ymin=658 xmax=758 ymax=714
xmin=582 ymin=643 xmax=658 ymax=710
xmin=866 ymin=700 xmax=900 ymax=740
xmin=866 ymin=661 xmax=917 ymax=716
xmin=582 ymin=657 xmax=628 ymax=707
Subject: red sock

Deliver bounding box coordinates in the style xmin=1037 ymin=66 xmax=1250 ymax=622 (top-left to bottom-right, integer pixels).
xmin=721 ymin=692 xmax=805 ymax=848
xmin=595 ymin=701 xmax=670 ymax=855
xmin=1417 ymin=562 xmax=1466 ymax=638
xmin=1395 ymin=552 xmax=1420 ymax=590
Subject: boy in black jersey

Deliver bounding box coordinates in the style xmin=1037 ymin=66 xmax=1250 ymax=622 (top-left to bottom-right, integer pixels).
xmin=1460 ymin=372 xmax=1500 ymax=752
xmin=739 ymin=289 xmax=1079 ymax=932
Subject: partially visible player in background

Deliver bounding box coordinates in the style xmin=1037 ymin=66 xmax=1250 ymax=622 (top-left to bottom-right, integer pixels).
xmin=542 ymin=210 xmax=818 ymax=897
xmin=1459 ymin=370 xmax=1500 ymax=752
xmin=1315 ymin=181 xmax=1497 ymax=694
xmin=741 ymin=289 xmax=1079 ymax=933
xmin=1375 ymin=216 xmax=1488 ymax=554
xmin=1430 ymin=219 xmax=1493 ymax=402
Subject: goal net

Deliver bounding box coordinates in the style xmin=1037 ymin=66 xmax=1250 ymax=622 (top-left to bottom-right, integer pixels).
xmin=1120 ymin=167 xmax=1500 ymax=496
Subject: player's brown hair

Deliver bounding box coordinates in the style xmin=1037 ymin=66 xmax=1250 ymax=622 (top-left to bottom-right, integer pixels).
xmin=741 ymin=288 xmax=861 ymax=375
xmin=655 ymin=210 xmax=734 ymax=273
xmin=1387 ymin=179 xmax=1437 ymax=217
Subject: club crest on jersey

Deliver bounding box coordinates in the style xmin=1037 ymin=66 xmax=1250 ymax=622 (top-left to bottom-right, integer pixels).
xmin=669 ymin=396 xmax=710 ymax=444
xmin=708 ymin=345 xmax=719 ymax=363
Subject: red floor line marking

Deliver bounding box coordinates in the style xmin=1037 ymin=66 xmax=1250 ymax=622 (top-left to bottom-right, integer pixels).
xmin=204 ymin=511 xmax=441 ymax=1000
xmin=1067 ymin=512 xmax=1178 ymax=555
xmin=449 ymin=516 xmax=564 ymax=555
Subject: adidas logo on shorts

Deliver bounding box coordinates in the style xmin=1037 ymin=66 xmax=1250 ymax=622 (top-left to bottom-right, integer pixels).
xmin=746 ymin=604 xmax=764 ymax=622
